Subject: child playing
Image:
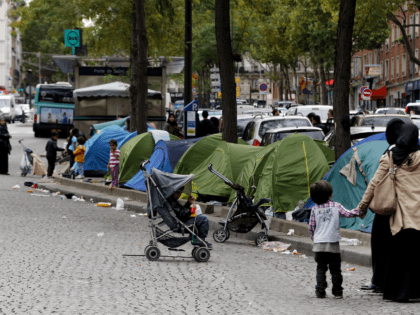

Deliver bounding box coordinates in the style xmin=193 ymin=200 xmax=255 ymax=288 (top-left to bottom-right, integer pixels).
xmin=107 ymin=139 xmax=120 ymax=190
xmin=46 ymin=131 xmax=65 ymax=178
xmin=73 ymin=137 xmax=86 ymax=179
xmin=308 ymin=180 xmax=362 ymax=299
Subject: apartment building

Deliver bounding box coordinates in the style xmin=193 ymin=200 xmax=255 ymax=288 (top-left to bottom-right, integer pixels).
xmin=0 ymin=1 xmax=22 ymax=92
xmin=352 ymin=5 xmax=420 ymax=110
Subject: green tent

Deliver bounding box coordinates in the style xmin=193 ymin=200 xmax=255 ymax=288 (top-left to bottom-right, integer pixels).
xmin=118 ymin=132 xmax=179 ymax=183
xmin=314 ymin=140 xmax=335 ymax=166
xmin=228 ymin=134 xmax=330 ymax=213
xmin=174 ymin=133 xmax=248 ymax=176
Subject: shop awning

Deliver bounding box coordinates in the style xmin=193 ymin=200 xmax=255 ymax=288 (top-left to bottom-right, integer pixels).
xmin=359 ymin=86 xmax=387 ymax=101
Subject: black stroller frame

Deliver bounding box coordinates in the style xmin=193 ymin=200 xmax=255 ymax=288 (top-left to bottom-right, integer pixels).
xmin=208 ymin=164 xmax=272 ymax=246
xmin=124 ymin=160 xmax=211 ymax=263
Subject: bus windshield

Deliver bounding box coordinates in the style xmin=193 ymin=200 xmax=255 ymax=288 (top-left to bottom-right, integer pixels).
xmin=38 ymin=86 xmax=74 ymax=104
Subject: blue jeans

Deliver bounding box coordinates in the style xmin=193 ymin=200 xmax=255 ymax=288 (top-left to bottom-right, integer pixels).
xmin=77 ymin=162 xmax=84 ymax=176
xmin=185 ymin=214 xmax=209 ymax=239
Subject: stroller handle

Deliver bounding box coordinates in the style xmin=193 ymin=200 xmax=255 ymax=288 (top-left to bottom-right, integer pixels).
xmin=208 ymin=163 xmax=235 ymax=187
xmin=18 ymin=139 xmax=23 ymax=144
xmin=140 ymin=160 xmax=150 ymax=171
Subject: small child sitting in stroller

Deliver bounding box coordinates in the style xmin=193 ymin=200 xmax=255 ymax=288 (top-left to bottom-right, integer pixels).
xmin=169 ymin=187 xmax=212 ymax=249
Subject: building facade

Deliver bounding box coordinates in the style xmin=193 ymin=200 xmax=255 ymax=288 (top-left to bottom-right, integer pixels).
xmin=352 ymin=5 xmax=420 ymax=110
xmin=0 ymin=1 xmax=22 ymax=92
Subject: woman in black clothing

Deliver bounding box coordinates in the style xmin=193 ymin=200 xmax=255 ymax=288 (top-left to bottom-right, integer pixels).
xmin=163 ymin=113 xmax=182 ymax=137
xmin=0 ymin=118 xmax=11 ymax=175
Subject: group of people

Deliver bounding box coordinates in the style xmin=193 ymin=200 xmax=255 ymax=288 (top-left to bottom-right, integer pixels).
xmin=164 ymin=110 xmax=220 ymax=138
xmin=310 ymin=117 xmax=420 ymax=302
xmin=307 ymin=109 xmax=334 ymax=134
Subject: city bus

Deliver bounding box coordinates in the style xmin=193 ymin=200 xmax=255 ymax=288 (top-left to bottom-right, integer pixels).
xmin=32 ymin=82 xmax=74 ymax=137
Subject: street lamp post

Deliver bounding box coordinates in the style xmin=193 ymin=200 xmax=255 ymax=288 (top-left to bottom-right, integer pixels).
xmin=27 ymin=69 xmax=33 ymax=109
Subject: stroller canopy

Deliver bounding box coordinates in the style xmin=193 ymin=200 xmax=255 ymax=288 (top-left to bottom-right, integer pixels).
xmin=151 ymin=168 xmax=195 ymax=199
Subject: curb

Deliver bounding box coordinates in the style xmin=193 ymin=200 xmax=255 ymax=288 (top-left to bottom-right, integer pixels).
xmin=38 ymin=181 xmax=373 ymax=267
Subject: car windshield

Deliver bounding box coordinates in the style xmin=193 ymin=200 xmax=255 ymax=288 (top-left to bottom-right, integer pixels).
xmin=360 ymin=116 xmax=412 ymax=126
xmin=0 ymin=99 xmax=10 ymax=108
xmin=272 ymin=130 xmax=325 ymax=142
xmin=237 ymin=118 xmax=254 ymax=137
xmin=258 ymin=119 xmax=311 ymax=137
xmin=376 ymin=109 xmax=405 ymax=114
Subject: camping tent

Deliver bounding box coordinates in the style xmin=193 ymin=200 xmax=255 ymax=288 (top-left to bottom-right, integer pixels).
xmin=176 ymin=141 xmax=261 ymax=197
xmin=118 ymin=132 xmax=179 ymax=183
xmin=174 ymin=133 xmax=248 ymax=176
xmin=228 ymin=135 xmax=333 ymax=212
xmin=74 ymin=125 xmax=137 ymax=176
xmin=90 ymin=116 xmax=155 ymax=136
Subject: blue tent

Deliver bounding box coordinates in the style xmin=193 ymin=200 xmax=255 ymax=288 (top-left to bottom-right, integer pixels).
xmin=164 ymin=137 xmax=203 ymax=170
xmin=124 ymin=141 xmax=172 ymax=191
xmin=75 ymin=125 xmax=137 ymax=176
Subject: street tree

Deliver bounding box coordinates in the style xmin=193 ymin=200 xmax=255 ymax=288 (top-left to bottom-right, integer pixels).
xmin=215 ymin=0 xmax=237 ymax=143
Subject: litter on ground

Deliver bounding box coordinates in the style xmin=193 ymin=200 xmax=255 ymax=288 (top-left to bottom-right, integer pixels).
xmin=96 ymin=203 xmax=111 ymax=207
xmin=97 ymin=233 xmax=104 ymax=237
xmin=12 ymin=185 xmax=20 ymax=189
xmin=340 ymin=238 xmax=362 ymax=246
xmin=287 ymin=229 xmax=295 ymax=236
xmin=261 ymin=241 xmax=291 ymax=252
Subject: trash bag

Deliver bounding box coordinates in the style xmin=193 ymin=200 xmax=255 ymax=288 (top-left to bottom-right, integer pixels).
xmin=116 ymin=198 xmax=124 ymax=210
xmin=292 ymin=208 xmax=312 ymax=223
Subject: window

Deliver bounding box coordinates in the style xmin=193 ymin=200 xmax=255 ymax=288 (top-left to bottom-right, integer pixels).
xmin=385 ymin=59 xmax=389 ymax=80
xmin=38 ymin=87 xmax=74 ymax=104
xmin=380 ymin=61 xmax=384 ymax=80
xmin=392 ymin=25 xmax=395 ymax=46
xmin=402 ymin=54 xmax=407 ymax=76
xmin=242 ymin=121 xmax=256 ymax=141
xmin=397 ymin=56 xmax=400 ymax=78
xmin=397 ymin=24 xmax=401 ymax=42
xmin=416 ymin=13 xmax=419 ymax=37
xmin=358 ymin=57 xmax=362 ymax=75
xmin=258 ymin=119 xmax=312 ymax=138
xmin=409 ymin=15 xmax=414 ymax=38
xmin=374 ymin=50 xmax=377 ymax=64
xmin=416 ymin=49 xmax=419 ymax=73
xmin=369 ymin=52 xmax=372 ymax=64
xmin=363 ymin=54 xmax=367 ymax=68
xmin=385 ymin=38 xmax=390 ymax=51
xmin=391 ymin=58 xmax=394 ymax=80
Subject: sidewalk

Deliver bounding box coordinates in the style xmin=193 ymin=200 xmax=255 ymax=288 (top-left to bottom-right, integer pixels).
xmin=38 ymin=177 xmax=372 ymax=267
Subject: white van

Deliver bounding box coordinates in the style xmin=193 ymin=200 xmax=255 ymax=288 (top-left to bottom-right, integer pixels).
xmin=0 ymin=95 xmax=16 ymax=123
xmin=286 ymin=105 xmax=333 ymax=123
xmin=405 ymin=102 xmax=420 ymax=115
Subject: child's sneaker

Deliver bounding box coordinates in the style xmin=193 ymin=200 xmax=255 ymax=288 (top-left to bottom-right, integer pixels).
xmin=76 ymin=175 xmax=84 ymax=179
xmin=316 ymin=292 xmax=326 ymax=298
xmin=334 ymin=295 xmax=343 ymax=299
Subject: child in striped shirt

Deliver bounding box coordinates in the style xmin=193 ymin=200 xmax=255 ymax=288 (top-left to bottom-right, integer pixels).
xmin=107 ymin=139 xmax=120 ymax=190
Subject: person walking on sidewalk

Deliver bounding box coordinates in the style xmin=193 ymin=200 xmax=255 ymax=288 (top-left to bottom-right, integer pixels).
xmin=309 ymin=180 xmax=362 ymax=299
xmin=358 ymin=123 xmax=420 ymax=302
xmin=67 ymin=128 xmax=79 ymax=168
xmin=73 ymin=137 xmax=86 ymax=179
xmin=0 ymin=118 xmax=11 ymax=175
xmin=46 ymin=131 xmax=64 ymax=178
xmin=107 ymin=139 xmax=120 ymax=190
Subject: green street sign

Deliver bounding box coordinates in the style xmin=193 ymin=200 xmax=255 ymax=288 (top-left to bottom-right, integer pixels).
xmin=17 ymin=88 xmax=24 ymax=92
xmin=64 ymin=30 xmax=80 ymax=47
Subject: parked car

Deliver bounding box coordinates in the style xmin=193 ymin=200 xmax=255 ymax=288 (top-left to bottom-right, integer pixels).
xmin=350 ymin=114 xmax=412 ymax=143
xmin=261 ymin=126 xmax=324 ymax=146
xmin=409 ymin=115 xmax=420 ymax=130
xmin=242 ymin=116 xmax=312 ymax=146
xmin=405 ymin=102 xmax=420 ymax=115
xmin=375 ymin=107 xmax=406 ymax=115
xmin=253 ymin=100 xmax=266 ymax=108
xmin=275 ymin=101 xmax=294 ymax=109
xmin=236 ymin=99 xmax=248 ymax=105
xmin=286 ymin=105 xmax=333 ymax=123
xmin=237 ymin=104 xmax=255 ymax=115
xmin=0 ymin=95 xmax=17 ymax=123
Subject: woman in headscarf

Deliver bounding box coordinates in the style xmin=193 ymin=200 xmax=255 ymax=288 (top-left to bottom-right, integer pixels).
xmin=0 ymin=118 xmax=12 ymax=175
xmin=163 ymin=113 xmax=181 ymax=137
xmin=358 ymin=121 xmax=420 ymax=302
xmin=360 ymin=118 xmax=405 ymax=294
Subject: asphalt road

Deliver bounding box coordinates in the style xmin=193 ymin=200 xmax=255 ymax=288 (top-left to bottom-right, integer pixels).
xmin=0 ymin=123 xmax=418 ymax=314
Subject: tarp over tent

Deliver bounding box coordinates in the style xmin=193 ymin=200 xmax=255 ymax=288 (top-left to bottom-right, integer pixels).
xmin=118 ymin=132 xmax=179 ymax=183
xmin=90 ymin=116 xmax=155 ymax=136
xmin=125 ymin=140 xmax=173 ymax=191
xmin=174 ymin=133 xmax=248 ymax=177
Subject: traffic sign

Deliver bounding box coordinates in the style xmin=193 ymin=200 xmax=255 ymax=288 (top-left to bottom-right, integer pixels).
xmin=25 ymin=86 xmax=35 ymax=94
xmin=302 ymin=88 xmax=308 ymax=94
xmin=361 ymin=88 xmax=372 ymax=100
xmin=211 ymin=88 xmax=220 ymax=93
xmin=211 ymin=81 xmax=220 ymax=87
xmin=17 ymin=88 xmax=24 ymax=92
xmin=360 ymin=86 xmax=368 ymax=94
xmin=259 ymin=83 xmax=268 ymax=92
xmin=210 ymin=68 xmax=220 ymax=72
xmin=192 ymin=88 xmax=196 ymax=93
xmin=210 ymin=73 xmax=220 ymax=79
xmin=235 ymin=77 xmax=240 ymax=83
xmin=218 ymin=92 xmax=222 ymax=98
xmin=64 ymin=30 xmax=80 ymax=47
xmin=236 ymin=86 xmax=240 ymax=91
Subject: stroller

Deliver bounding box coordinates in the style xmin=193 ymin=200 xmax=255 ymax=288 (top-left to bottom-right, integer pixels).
xmin=137 ymin=160 xmax=211 ymax=263
xmin=208 ymin=164 xmax=272 ymax=246
xmin=19 ymin=140 xmax=33 ymax=177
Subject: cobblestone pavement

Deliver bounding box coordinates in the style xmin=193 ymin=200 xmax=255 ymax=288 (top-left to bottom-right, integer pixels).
xmin=0 ymin=124 xmax=418 ymax=314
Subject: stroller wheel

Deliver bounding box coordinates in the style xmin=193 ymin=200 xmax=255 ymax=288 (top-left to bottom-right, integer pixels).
xmin=145 ymin=246 xmax=160 ymax=261
xmin=213 ymin=228 xmax=230 ymax=243
xmin=255 ymin=232 xmax=269 ymax=246
xmin=194 ymin=248 xmax=210 ymax=263
xmin=192 ymin=247 xmax=198 ymax=257
xmin=144 ymin=245 xmax=151 ymax=255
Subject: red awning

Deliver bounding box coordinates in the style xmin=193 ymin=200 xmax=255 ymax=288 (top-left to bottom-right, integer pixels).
xmin=326 ymin=79 xmax=334 ymax=86
xmin=358 ymin=86 xmax=387 ymax=101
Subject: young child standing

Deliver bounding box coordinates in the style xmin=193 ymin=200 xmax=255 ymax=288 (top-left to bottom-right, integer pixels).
xmin=73 ymin=137 xmax=86 ymax=179
xmin=309 ymin=180 xmax=362 ymax=299
xmin=107 ymin=139 xmax=120 ymax=190
xmin=46 ymin=131 xmax=65 ymax=178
